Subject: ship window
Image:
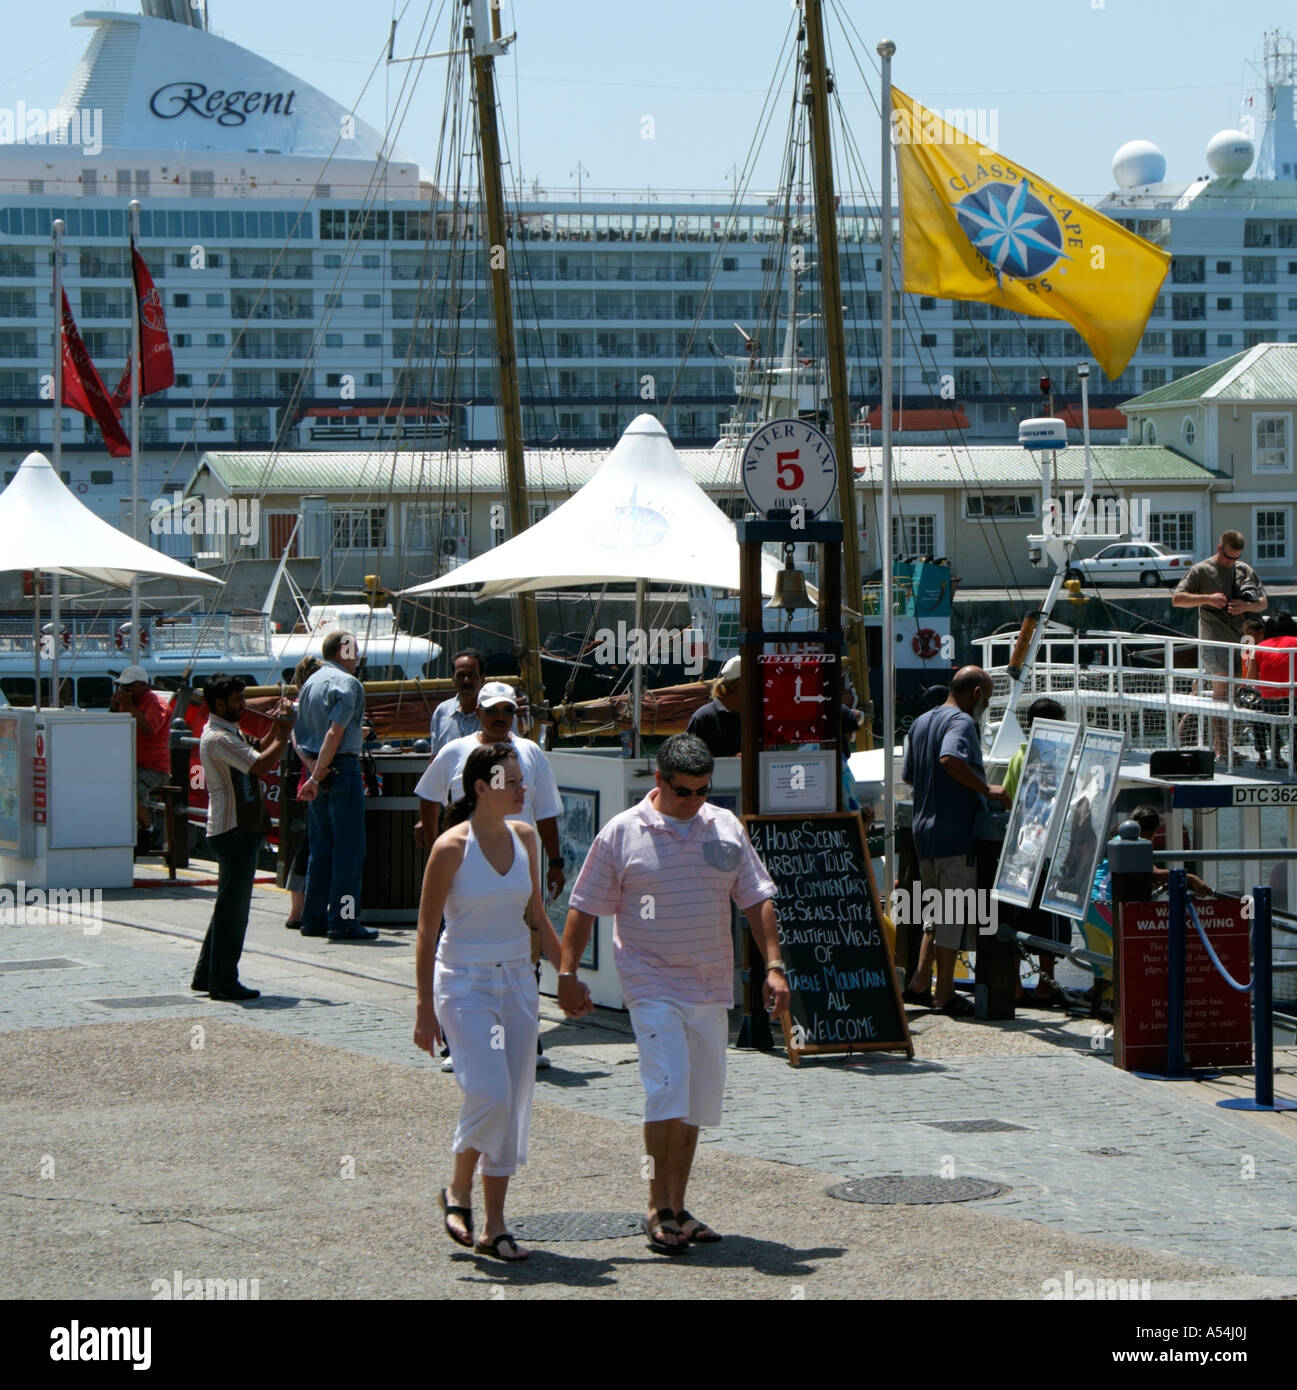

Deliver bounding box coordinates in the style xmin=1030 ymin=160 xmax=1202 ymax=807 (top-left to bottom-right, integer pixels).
xmin=363 ymin=294 xmax=381 ymax=308
xmin=1217 ymin=334 xmax=1233 ymax=347
xmin=323 ymin=254 xmax=342 ymax=269
xmin=1216 ymin=261 xmax=1231 ymax=274
xmin=364 ymin=372 xmax=381 ymax=387
xmin=364 ymin=333 xmax=381 ymax=348
xmin=206 ymin=333 xmax=224 ymax=347
xmin=325 ymin=334 xmax=342 ymax=348
xmin=1216 ymin=297 xmax=1232 ymax=310
xmin=75 ymin=677 xmax=114 ymax=708
xmin=90 ymin=470 xmax=113 ymax=485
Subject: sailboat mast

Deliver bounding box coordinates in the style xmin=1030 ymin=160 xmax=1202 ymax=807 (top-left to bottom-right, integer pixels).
xmin=802 ymin=0 xmax=872 ymax=744
xmin=467 ymin=0 xmax=544 ymax=712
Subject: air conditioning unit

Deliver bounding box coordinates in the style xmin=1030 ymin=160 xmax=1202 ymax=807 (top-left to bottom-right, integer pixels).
xmin=440 ymin=535 xmax=469 ymax=558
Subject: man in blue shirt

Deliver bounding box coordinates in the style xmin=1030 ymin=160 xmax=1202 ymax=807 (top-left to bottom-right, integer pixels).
xmin=296 ymin=630 xmax=377 ymax=941
xmin=429 ymin=646 xmax=485 ymax=756
xmin=901 ymin=666 xmax=1009 ymax=1016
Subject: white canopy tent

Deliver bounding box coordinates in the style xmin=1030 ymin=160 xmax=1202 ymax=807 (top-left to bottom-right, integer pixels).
xmin=399 ymin=414 xmax=793 ymax=601
xmin=398 ymin=414 xmax=808 ymax=746
xmin=0 ymin=451 xmax=222 ymax=707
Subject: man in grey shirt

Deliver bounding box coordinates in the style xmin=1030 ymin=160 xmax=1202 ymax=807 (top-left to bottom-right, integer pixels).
xmin=296 ymin=630 xmax=377 ymax=941
xmin=1172 ymin=529 xmax=1268 ymax=761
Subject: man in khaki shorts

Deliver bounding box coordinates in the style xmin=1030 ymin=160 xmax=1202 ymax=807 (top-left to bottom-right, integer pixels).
xmin=900 ymin=667 xmax=1010 ymax=1015
xmin=1172 ymin=530 xmax=1268 ymax=762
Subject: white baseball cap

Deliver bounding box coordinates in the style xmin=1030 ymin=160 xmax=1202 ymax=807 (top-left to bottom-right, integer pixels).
xmin=719 ymin=655 xmax=742 ymax=682
xmin=116 ymin=666 xmax=150 ymax=686
xmin=477 ymin=681 xmax=518 ymax=709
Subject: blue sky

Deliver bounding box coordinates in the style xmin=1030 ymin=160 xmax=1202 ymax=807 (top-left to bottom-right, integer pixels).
xmin=2 ymin=0 xmax=1288 ymax=198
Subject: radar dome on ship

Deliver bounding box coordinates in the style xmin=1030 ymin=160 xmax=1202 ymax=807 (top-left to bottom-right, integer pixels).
xmin=1205 ymin=129 xmax=1254 ymax=177
xmin=1113 ymin=141 xmax=1166 ymax=189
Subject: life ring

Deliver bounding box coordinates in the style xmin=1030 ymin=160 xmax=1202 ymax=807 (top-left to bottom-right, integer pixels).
xmin=76 ymin=482 xmax=89 ymax=494
xmin=912 ymin=627 xmax=942 ymax=662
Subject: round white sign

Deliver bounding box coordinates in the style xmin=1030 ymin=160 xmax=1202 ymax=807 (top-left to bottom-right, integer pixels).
xmin=741 ymin=417 xmax=838 ymax=519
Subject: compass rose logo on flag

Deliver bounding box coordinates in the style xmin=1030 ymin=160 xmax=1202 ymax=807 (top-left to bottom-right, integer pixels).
xmin=139 ymin=285 xmax=166 ymax=332
xmin=952 ymin=181 xmax=1066 ymax=283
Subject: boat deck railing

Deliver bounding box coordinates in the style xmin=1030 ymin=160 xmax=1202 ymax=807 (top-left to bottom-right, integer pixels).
xmin=979 ymin=629 xmax=1297 ymax=769
xmin=0 ymin=613 xmax=274 ymax=662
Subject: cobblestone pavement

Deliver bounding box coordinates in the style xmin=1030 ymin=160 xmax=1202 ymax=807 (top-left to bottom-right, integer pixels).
xmin=3 ymin=872 xmax=1296 ymax=1298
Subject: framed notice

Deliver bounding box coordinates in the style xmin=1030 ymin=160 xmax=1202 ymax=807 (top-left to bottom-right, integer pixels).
xmin=992 ymin=718 xmax=1081 ymax=909
xmin=1040 ymin=729 xmax=1125 ymax=920
xmin=760 ymin=750 xmax=836 ymax=814
xmin=0 ymin=712 xmax=34 ymax=857
xmin=552 ymin=787 xmax=598 ymax=969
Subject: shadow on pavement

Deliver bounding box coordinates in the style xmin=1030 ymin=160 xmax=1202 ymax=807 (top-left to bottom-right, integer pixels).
xmin=534 ymin=1069 xmax=614 ymax=1088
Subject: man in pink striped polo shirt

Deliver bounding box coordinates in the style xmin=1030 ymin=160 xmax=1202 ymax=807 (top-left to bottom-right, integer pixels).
xmin=558 ymin=734 xmax=788 ymax=1254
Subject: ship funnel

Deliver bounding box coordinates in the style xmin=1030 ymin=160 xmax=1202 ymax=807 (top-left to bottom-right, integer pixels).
xmin=140 ymin=0 xmax=207 ymax=29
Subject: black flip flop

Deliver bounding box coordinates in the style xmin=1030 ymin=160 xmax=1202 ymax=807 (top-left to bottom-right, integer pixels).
xmin=474 ymin=1232 xmax=529 ymax=1261
xmin=643 ymin=1208 xmax=689 ymax=1256
xmin=937 ymin=994 xmax=976 ymax=1018
xmin=438 ymin=1187 xmax=473 ymax=1249
xmin=676 ymin=1208 xmax=723 ymax=1243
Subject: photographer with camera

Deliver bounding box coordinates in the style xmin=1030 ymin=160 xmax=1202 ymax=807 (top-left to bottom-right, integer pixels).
xmin=1172 ymin=530 xmax=1268 ymax=765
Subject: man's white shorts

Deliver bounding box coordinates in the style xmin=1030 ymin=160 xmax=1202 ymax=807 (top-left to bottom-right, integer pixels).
xmin=627 ymin=998 xmax=728 ymax=1128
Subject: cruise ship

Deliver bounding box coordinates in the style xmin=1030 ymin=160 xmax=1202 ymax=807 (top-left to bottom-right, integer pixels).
xmin=1 ymin=4 xmax=1296 ymax=533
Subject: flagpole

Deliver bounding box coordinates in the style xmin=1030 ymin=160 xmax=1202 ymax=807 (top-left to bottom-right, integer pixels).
xmin=878 ymin=38 xmax=896 ymax=899
xmin=129 ymin=199 xmax=141 ymax=666
xmin=49 ymin=219 xmax=67 ymax=712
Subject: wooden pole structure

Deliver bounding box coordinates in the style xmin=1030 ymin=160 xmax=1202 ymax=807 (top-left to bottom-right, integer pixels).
xmin=802 ymin=0 xmax=871 ymax=745
xmin=468 ymin=1 xmax=544 ymax=713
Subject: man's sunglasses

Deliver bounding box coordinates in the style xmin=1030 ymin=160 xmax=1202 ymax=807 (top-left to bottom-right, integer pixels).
xmin=1218 ymin=547 xmax=1243 ymax=560
xmin=666 ymin=782 xmax=711 ymax=798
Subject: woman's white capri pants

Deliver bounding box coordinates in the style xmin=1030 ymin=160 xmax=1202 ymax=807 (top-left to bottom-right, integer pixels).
xmin=433 ymin=956 xmax=538 ymax=1178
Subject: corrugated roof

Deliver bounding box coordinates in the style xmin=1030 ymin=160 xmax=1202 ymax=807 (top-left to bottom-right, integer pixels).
xmin=1122 ymin=343 xmax=1297 ymax=408
xmin=194 ymin=441 xmax=1214 ymax=497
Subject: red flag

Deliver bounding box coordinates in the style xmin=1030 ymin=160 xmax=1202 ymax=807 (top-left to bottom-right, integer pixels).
xmin=112 ymin=245 xmax=174 ymax=407
xmin=61 ymin=290 xmax=132 ymax=458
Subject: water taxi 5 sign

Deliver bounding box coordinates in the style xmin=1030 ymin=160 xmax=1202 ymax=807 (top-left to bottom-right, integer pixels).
xmin=741 ymin=419 xmax=838 ymax=520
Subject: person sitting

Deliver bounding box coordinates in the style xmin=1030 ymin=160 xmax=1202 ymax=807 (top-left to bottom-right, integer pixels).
xmin=1128 ymin=804 xmax=1213 ymax=897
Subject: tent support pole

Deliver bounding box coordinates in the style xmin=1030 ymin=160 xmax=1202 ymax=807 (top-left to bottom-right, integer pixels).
xmin=32 ymin=569 xmax=41 ymax=715
xmin=632 ymin=577 xmax=645 ymax=757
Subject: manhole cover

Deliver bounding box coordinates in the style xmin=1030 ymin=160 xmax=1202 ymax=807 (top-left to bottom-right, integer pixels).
xmin=509 ymin=1211 xmax=642 ymax=1242
xmin=86 ymin=994 xmax=200 ymax=1009
xmin=0 ymin=958 xmax=84 ymax=972
xmin=1085 ymin=1147 xmax=1131 ymax=1157
xmin=923 ymin=1119 xmax=1027 ymax=1133
xmin=827 ymin=1176 xmax=1009 ymax=1205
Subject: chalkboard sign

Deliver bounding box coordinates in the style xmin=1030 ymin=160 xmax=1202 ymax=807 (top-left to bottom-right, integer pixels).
xmin=745 ymin=813 xmax=913 ymax=1065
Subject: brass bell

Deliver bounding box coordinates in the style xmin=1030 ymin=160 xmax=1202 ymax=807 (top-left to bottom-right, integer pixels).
xmin=767 ymin=542 xmax=812 ymax=612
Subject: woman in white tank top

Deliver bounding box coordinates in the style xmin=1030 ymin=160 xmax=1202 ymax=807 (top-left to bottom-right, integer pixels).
xmin=414 ymin=742 xmax=590 ymax=1261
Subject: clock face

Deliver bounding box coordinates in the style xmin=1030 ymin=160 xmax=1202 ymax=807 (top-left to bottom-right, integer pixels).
xmin=741 ymin=417 xmax=838 ymax=519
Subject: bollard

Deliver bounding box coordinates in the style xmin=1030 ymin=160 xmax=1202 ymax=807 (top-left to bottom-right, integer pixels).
xmin=1109 ymin=820 xmax=1153 ymax=1070
xmin=1166 ymin=867 xmax=1188 ymax=1077
xmin=1254 ymin=886 xmax=1273 ymax=1109
xmin=974 ymin=809 xmax=1015 ymax=1020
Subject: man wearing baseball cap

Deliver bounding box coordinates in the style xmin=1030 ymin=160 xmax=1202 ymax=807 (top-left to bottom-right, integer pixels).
xmin=110 ymin=665 xmax=171 ymax=854
xmin=415 ymin=681 xmax=566 ymax=1070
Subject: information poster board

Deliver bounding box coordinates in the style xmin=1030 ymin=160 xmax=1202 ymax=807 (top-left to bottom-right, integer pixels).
xmin=1115 ymin=898 xmax=1252 ymax=1071
xmin=993 ymin=718 xmax=1080 ymax=908
xmin=745 ymin=813 xmax=912 ymax=1066
xmin=1040 ymin=729 xmax=1125 ymax=920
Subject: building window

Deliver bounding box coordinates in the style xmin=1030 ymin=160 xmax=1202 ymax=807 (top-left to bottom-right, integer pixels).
xmin=892 ymin=513 xmax=936 ymax=556
xmin=324 ymin=333 xmax=343 ymax=348
xmin=1142 ymin=419 xmax=1158 ymax=444
xmin=405 ymin=505 xmax=468 ymax=555
xmin=529 ymin=501 xmax=554 ymax=527
xmin=1253 ymin=507 xmax=1290 ymax=564
xmin=1149 ymin=512 xmax=1195 ymax=553
xmin=205 ymin=293 xmax=224 ymax=308
xmin=363 ymin=293 xmax=381 ymax=309
xmin=207 ymin=372 xmax=225 ymax=387
xmin=364 ymin=372 xmax=382 ymax=387
xmin=1255 ymin=414 xmax=1291 ymax=472
xmin=363 ymin=333 xmax=381 ymax=348
xmin=331 ymin=506 xmax=388 ymax=551
xmin=362 ymin=254 xmax=381 ymax=269
xmin=1217 ymin=334 xmax=1233 ymax=347
xmin=1182 ymin=417 xmax=1196 ymax=448
xmin=323 ymin=254 xmax=342 ymax=269
xmin=172 ymin=293 xmax=190 ymax=308
xmin=205 ymin=333 xmax=224 ymax=347
xmin=964 ymin=493 xmax=1036 ymax=520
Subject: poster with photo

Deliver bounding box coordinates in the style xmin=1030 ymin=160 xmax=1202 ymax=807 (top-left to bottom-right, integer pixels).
xmin=1040 ymin=729 xmax=1126 ymax=921
xmin=992 ymin=718 xmax=1081 ymax=908
xmin=551 ymin=787 xmax=599 ymax=969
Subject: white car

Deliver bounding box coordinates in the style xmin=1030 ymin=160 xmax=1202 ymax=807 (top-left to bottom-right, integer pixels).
xmin=1067 ymin=541 xmax=1196 ymax=588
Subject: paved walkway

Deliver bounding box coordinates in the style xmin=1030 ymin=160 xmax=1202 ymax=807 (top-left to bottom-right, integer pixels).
xmin=2 ymin=868 xmax=1296 ymax=1301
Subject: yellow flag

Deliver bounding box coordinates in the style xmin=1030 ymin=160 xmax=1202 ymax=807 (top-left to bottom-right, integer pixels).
xmin=892 ymin=88 xmax=1169 ymax=380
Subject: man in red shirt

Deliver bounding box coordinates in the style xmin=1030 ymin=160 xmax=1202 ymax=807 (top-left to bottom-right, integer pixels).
xmin=110 ymin=665 xmax=172 ymax=851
